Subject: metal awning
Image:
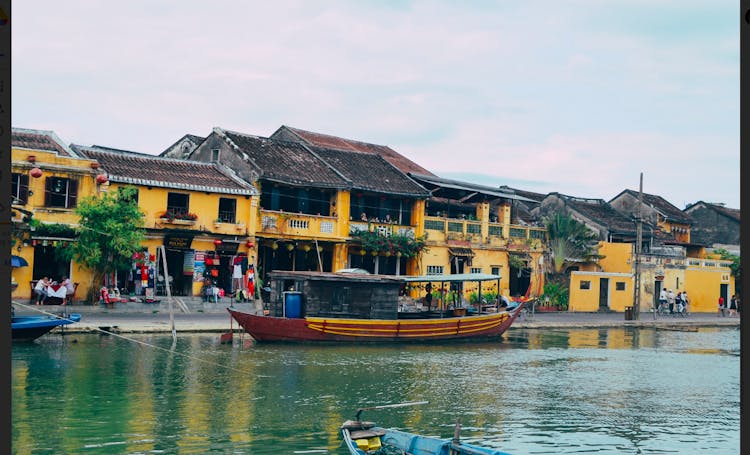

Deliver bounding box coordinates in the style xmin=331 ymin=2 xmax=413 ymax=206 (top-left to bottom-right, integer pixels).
xmin=402 ymin=273 xmax=501 ymax=283
xmin=448 ymin=247 xmax=475 ymax=258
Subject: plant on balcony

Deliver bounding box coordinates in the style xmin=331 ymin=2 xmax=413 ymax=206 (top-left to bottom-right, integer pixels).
xmin=159 ymin=210 xmax=198 ymax=222
xmin=351 ymin=230 xmax=428 ymax=258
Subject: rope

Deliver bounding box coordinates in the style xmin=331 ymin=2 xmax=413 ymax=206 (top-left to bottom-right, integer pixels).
xmin=11 ymin=301 xmax=254 ymax=375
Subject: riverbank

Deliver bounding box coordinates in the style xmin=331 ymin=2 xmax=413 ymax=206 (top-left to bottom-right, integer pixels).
xmin=11 ymin=298 xmax=740 ymax=335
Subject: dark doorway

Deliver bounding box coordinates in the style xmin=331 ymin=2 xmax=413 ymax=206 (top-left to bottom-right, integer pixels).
xmin=32 ymin=244 xmax=69 ymax=282
xmin=654 ymin=280 xmax=663 ymax=311
xmin=599 ymin=278 xmax=610 ymax=311
xmin=720 ymin=283 xmax=729 ymax=306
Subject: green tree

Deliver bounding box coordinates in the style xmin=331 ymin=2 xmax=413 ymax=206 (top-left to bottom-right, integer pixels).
xmin=58 ymin=187 xmax=146 ymax=303
xmin=713 ymin=248 xmax=741 ymax=294
xmin=545 ymin=213 xmax=600 ymax=273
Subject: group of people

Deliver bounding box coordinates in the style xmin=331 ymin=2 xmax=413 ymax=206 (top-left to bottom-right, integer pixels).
xmin=657 ymin=288 xmax=689 ymax=315
xmin=717 ymin=294 xmax=741 ymax=317
xmin=359 ymin=212 xmax=395 ymax=224
xmin=33 ymin=276 xmax=75 ymax=305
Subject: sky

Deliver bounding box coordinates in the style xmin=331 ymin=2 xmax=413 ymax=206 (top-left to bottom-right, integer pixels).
xmin=12 ymin=1 xmax=740 ymax=209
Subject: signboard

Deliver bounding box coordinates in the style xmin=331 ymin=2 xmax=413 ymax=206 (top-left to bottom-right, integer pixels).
xmin=164 ymin=235 xmax=194 ymax=250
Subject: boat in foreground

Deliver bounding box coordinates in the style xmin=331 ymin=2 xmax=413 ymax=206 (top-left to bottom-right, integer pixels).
xmin=12 ymin=312 xmax=81 ymax=341
xmin=228 ymin=270 xmax=524 ymax=343
xmin=341 ymin=403 xmax=513 ymax=455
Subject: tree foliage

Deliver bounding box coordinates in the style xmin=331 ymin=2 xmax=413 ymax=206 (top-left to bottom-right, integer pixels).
xmin=58 ymin=187 xmax=146 ymax=303
xmin=544 ymin=213 xmax=600 ymax=273
xmin=713 ymin=248 xmax=741 ymax=293
xmin=350 ymin=230 xmax=428 ymax=258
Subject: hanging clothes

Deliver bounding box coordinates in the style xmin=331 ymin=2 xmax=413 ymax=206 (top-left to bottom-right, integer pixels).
xmin=245 ymin=264 xmax=255 ymax=298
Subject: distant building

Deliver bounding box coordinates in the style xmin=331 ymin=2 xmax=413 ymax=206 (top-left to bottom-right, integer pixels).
xmin=160 ymin=134 xmax=206 ymax=159
xmin=683 ymin=201 xmax=740 ymax=248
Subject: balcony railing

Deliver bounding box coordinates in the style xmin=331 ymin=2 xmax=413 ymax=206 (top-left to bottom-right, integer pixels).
xmin=258 ymin=209 xmax=339 ymax=239
xmin=349 ymin=220 xmax=415 ymax=238
xmin=423 ymin=215 xmax=546 ymax=246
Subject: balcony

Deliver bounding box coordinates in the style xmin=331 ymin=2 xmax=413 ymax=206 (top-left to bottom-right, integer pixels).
xmin=258 ymin=209 xmax=339 ymax=239
xmin=423 ymin=215 xmax=546 ymax=249
xmin=349 ymin=221 xmax=415 ymax=238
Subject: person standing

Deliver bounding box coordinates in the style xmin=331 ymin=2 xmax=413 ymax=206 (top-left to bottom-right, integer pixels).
xmin=658 ymin=287 xmax=668 ymax=313
xmin=667 ymin=289 xmax=676 ymax=315
xmin=425 ymin=283 xmax=433 ymax=310
xmin=681 ymin=291 xmax=689 ymax=315
xmin=718 ymin=296 xmax=726 ymax=317
xmin=61 ymin=276 xmax=75 ymax=306
xmin=729 ymin=294 xmax=738 ymax=317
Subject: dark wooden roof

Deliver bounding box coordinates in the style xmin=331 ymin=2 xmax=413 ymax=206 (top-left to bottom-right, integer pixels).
xmin=497 ymin=185 xmax=546 ymax=204
xmin=553 ymin=193 xmax=638 ymax=235
xmin=685 ymin=201 xmax=740 ymax=222
xmin=409 ymin=173 xmax=539 ymax=203
xmin=614 ymin=189 xmax=693 ymax=224
xmin=272 ymin=125 xmax=435 ymax=176
xmin=72 ymin=144 xmax=256 ymax=195
xmin=219 ymin=129 xmax=349 ymax=189
xmin=160 ymin=134 xmax=206 ymax=156
xmin=309 ymin=146 xmax=429 ymax=198
xmin=12 ymin=127 xmax=79 ymax=157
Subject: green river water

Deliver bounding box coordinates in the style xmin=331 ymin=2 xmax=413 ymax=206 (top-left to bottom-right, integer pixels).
xmin=12 ymin=326 xmax=740 ymax=454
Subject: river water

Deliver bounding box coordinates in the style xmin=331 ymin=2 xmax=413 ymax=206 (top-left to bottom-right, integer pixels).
xmin=12 ymin=326 xmax=740 ymax=454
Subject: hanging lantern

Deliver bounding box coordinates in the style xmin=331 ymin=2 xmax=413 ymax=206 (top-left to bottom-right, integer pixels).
xmin=396 ymin=251 xmax=402 ymax=258
xmin=271 ymin=242 xmax=279 ymax=250
xmin=317 ymin=246 xmax=323 ymax=253
xmin=360 ymin=249 xmax=366 ymax=256
xmin=30 ymin=167 xmax=43 ymax=178
xmin=246 ymin=241 xmax=255 ymax=248
xmin=384 ymin=251 xmax=391 ymax=257
xmin=96 ymin=173 xmax=109 ymax=184
xmin=206 ymin=258 xmax=213 ymax=265
xmin=286 ymin=243 xmax=295 ymax=251
xmin=302 ymin=244 xmax=311 ymax=252
xmin=213 ymin=239 xmax=223 ymax=246
xmin=90 ymin=161 xmax=100 ymax=169
xmin=27 ymin=155 xmax=36 ymax=163
xmin=371 ymin=250 xmax=378 ymax=256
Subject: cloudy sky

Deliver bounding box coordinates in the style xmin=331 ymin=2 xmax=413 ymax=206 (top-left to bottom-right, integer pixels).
xmin=12 ymin=1 xmax=740 ymax=209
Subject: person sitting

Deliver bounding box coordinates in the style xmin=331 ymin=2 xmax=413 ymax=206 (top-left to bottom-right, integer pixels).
xmin=61 ymin=276 xmax=75 ymax=306
xmin=34 ymin=277 xmax=50 ymax=305
xmin=360 ymin=212 xmax=368 ymax=221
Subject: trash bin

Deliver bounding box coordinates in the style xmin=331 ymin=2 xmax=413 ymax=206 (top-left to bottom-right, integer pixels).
xmin=624 ymin=306 xmax=634 ymax=320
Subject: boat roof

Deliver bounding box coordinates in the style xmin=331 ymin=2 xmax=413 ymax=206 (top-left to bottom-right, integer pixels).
xmin=402 ymin=273 xmax=502 ymax=283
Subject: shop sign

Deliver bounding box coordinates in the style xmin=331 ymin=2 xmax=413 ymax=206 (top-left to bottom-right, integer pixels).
xmin=164 ymin=235 xmax=194 ymax=250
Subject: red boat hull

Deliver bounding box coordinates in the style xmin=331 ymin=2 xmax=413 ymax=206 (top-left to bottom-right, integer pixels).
xmin=227 ymin=303 xmax=523 ymax=343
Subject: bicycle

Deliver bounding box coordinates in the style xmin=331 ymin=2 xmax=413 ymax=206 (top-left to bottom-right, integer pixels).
xmin=655 ymin=302 xmax=671 ymax=318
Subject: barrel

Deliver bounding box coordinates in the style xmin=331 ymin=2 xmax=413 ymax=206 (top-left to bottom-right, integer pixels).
xmin=624 ymin=306 xmax=634 ymax=320
xmin=284 ymin=292 xmax=303 ymax=318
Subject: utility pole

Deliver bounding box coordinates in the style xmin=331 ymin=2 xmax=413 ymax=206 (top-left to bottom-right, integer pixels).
xmin=634 ymin=173 xmax=643 ymax=320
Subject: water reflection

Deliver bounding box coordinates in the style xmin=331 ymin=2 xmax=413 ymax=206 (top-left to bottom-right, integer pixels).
xmin=12 ymin=327 xmax=739 ymax=454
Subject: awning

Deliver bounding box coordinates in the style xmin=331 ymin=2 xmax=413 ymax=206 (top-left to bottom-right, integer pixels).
xmin=11 ymin=255 xmax=29 ymax=267
xmin=448 ymin=247 xmax=475 ymax=258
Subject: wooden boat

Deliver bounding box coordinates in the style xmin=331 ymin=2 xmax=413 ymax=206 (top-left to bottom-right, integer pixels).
xmin=341 ymin=403 xmax=513 ymax=455
xmin=12 ymin=312 xmax=81 ymax=341
xmin=228 ymin=270 xmax=524 ymax=343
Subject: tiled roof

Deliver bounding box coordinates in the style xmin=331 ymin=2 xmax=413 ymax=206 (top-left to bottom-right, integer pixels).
xmin=685 ymin=201 xmax=740 ymax=222
xmin=274 ymin=125 xmax=435 ymax=176
xmin=409 ymin=173 xmax=539 ymax=203
xmin=497 ymin=185 xmax=546 ymax=204
xmin=308 ymin=146 xmax=429 ymax=197
xmin=160 ymin=134 xmax=206 ymax=156
xmin=12 ymin=127 xmax=79 ymax=157
xmin=218 ymin=129 xmax=349 ymax=189
xmin=618 ymin=189 xmax=692 ymax=224
xmin=72 ymin=144 xmax=256 ymax=195
xmin=554 ymin=193 xmax=638 ymax=234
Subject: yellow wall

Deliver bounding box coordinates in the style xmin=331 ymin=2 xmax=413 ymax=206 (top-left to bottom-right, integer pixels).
xmin=568 ymin=272 xmax=633 ymax=312
xmin=685 ymin=262 xmax=735 ymax=313
xmin=11 ymin=148 xmax=101 ymax=302
xmin=596 ymin=241 xmax=633 ymax=274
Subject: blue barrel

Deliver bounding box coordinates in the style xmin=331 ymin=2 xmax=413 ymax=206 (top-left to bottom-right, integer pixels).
xmin=284 ymin=292 xmax=303 ymax=318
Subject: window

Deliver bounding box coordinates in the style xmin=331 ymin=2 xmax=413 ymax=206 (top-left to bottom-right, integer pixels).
xmin=12 ymin=173 xmax=29 ymax=205
xmin=211 ymin=149 xmax=220 ymax=162
xmin=426 ymin=265 xmax=444 ymax=275
xmin=166 ymin=192 xmax=190 ymax=217
xmin=491 ymin=266 xmax=501 ymax=276
xmin=615 ymin=282 xmax=626 ymax=291
xmin=470 ymin=267 xmax=482 ymax=274
xmin=218 ymin=197 xmax=237 ymax=223
xmin=580 ymin=280 xmax=591 ymax=290
xmin=44 ymin=177 xmax=78 ymax=208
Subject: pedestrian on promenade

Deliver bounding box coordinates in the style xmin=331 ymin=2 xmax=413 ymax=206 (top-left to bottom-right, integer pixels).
xmin=718 ymin=296 xmax=726 ymax=317
xmin=667 ymin=289 xmax=676 ymax=314
xmin=675 ymin=291 xmax=684 ymax=314
xmin=681 ymin=291 xmax=689 ymax=315
xmin=658 ymin=287 xmax=667 ymax=313
xmin=729 ymin=294 xmax=738 ymax=317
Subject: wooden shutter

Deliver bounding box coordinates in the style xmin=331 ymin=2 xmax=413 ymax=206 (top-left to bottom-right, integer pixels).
xmin=44 ymin=177 xmax=53 ymax=206
xmin=19 ymin=174 xmax=29 ymax=204
xmin=68 ymin=179 xmax=78 ymax=208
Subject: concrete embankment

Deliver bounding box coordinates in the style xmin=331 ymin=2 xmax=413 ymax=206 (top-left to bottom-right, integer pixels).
xmin=11 ymin=298 xmax=740 ymax=334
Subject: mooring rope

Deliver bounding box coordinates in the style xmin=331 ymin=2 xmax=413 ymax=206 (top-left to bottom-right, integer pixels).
xmin=11 ymin=300 xmax=254 ymax=374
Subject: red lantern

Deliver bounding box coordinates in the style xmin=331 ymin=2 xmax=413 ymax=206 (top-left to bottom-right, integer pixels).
xmin=213 ymin=239 xmax=223 ymax=246
xmin=96 ymin=174 xmax=108 ymax=184
xmin=246 ymin=241 xmax=254 ymax=248
xmin=90 ymin=161 xmax=99 ymax=169
xmin=30 ymin=168 xmax=43 ymax=178
xmin=27 ymin=155 xmax=36 ymax=163
xmin=205 ymin=258 xmax=213 ymax=265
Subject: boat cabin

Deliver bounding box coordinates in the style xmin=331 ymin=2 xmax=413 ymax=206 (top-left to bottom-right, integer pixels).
xmin=265 ymin=270 xmax=404 ymax=319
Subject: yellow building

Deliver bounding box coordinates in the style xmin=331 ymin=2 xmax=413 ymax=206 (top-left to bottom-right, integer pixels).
xmin=11 ymin=128 xmax=102 ymax=302
xmin=73 ymin=144 xmax=258 ymax=298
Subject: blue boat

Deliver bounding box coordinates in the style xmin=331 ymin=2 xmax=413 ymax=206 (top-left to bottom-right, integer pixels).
xmin=12 ymin=312 xmax=81 ymax=341
xmin=341 ymin=403 xmax=513 ymax=455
